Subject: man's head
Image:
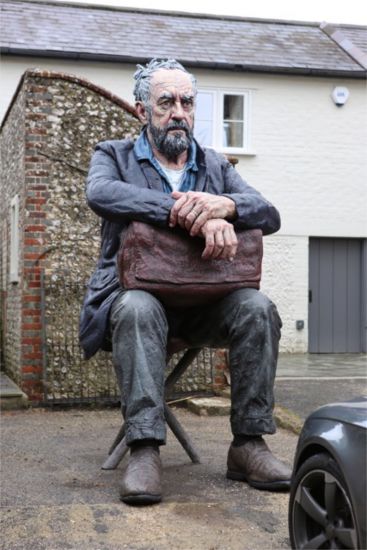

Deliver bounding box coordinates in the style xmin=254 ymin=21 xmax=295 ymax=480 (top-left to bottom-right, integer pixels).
xmin=134 ymin=59 xmax=197 ymax=161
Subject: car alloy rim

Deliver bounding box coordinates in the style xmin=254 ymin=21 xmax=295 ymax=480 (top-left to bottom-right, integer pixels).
xmin=292 ymin=469 xmax=358 ymax=549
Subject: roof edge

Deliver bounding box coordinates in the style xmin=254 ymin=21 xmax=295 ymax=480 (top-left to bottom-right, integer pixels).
xmin=2 ymin=0 xmax=325 ymax=26
xmin=7 ymin=0 xmax=367 ymax=28
xmin=0 ymin=68 xmax=138 ymax=129
xmin=2 ymin=49 xmax=366 ymax=79
xmin=320 ymin=22 xmax=367 ymax=69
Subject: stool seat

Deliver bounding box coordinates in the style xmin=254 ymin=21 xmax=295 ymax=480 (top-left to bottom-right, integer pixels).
xmin=102 ymin=340 xmax=202 ymax=470
xmin=166 ymin=337 xmax=189 ymax=357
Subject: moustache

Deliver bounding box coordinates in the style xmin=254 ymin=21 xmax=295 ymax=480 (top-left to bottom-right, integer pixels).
xmin=165 ymin=121 xmax=190 ymax=134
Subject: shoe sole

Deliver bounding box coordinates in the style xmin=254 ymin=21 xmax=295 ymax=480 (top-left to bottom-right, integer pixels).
xmin=120 ymin=493 xmax=162 ymax=505
xmin=226 ymin=470 xmax=290 ymax=492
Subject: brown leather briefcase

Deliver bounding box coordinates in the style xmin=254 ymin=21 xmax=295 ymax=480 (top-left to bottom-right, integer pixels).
xmin=118 ymin=221 xmax=263 ymax=307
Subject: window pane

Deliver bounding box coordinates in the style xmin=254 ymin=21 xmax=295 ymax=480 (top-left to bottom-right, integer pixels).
xmin=222 ymin=121 xmax=244 ymax=148
xmin=195 ymin=120 xmax=213 ymax=146
xmin=223 ymin=95 xmax=244 ymax=121
xmin=195 ymin=91 xmax=214 ymax=146
xmin=196 ymin=92 xmax=213 ymax=120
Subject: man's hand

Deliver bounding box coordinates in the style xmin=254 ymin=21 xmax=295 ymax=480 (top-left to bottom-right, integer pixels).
xmin=200 ymin=219 xmax=238 ymax=261
xmin=169 ymin=191 xmax=237 ymax=236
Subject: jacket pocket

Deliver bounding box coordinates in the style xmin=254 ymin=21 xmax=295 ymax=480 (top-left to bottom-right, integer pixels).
xmin=88 ymin=267 xmax=117 ymax=290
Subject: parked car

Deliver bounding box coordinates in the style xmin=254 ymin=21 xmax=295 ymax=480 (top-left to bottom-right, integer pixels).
xmin=289 ymin=397 xmax=367 ymax=549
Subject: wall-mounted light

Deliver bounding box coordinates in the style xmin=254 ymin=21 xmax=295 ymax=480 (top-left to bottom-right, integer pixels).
xmin=331 ymin=86 xmax=350 ymax=107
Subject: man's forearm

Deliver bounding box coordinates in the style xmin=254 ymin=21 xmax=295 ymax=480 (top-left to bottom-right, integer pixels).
xmin=169 ymin=191 xmax=238 ymax=235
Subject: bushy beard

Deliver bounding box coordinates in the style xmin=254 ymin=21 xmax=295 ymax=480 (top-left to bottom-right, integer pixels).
xmin=148 ymin=119 xmax=194 ymax=162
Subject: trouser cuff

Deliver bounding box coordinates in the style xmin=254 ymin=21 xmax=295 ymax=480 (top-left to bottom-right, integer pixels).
xmin=125 ymin=423 xmax=166 ymax=447
xmin=232 ymin=416 xmax=276 ymax=437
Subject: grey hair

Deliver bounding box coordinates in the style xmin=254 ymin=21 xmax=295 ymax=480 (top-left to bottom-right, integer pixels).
xmin=133 ymin=58 xmax=197 ymax=104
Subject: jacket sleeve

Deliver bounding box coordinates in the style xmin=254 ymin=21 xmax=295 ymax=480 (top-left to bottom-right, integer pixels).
xmin=86 ymin=141 xmax=175 ymax=227
xmin=221 ymin=159 xmax=281 ymax=236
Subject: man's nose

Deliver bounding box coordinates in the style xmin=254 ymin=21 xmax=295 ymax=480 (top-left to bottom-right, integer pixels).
xmin=171 ymin=101 xmax=185 ymax=119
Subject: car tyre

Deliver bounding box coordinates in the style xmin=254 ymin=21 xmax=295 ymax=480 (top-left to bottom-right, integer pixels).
xmin=289 ymin=452 xmax=359 ymax=549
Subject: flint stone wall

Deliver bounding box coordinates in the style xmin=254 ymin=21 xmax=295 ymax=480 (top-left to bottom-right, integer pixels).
xmin=0 ymin=70 xmax=224 ymax=402
xmin=0 ymin=84 xmax=25 ymax=386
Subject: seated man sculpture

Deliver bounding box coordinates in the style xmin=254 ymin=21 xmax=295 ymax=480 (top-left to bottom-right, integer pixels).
xmin=80 ymin=58 xmax=291 ymax=505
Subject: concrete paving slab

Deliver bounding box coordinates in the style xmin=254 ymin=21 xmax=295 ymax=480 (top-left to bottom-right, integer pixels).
xmin=0 ymin=372 xmax=28 ymax=410
xmin=186 ymin=396 xmax=231 ymax=416
xmin=1 ymin=407 xmax=297 ymax=550
xmin=275 ymin=378 xmax=367 ymax=421
xmin=0 ymin=372 xmax=25 ymax=397
xmin=275 ymin=354 xmax=367 ymax=426
xmin=277 ymin=353 xmax=367 ymax=378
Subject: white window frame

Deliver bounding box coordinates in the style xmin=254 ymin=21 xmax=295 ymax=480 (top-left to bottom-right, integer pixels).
xmin=10 ymin=195 xmax=20 ymax=284
xmin=195 ymin=88 xmax=254 ymax=155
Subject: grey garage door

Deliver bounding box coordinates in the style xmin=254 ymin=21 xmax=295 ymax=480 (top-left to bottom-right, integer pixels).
xmin=309 ymin=238 xmax=366 ymax=353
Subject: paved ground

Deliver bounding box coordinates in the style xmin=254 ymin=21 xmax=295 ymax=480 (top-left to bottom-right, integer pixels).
xmin=276 ymin=353 xmax=367 ymax=421
xmin=275 ymin=378 xmax=366 ymax=421
xmin=1 ymin=353 xmax=366 ymax=550
xmin=277 ymin=353 xmax=367 ymax=379
xmin=1 ymin=408 xmax=296 ymax=550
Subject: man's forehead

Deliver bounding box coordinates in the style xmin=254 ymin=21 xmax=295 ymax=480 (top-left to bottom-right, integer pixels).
xmin=150 ymin=69 xmax=194 ymax=97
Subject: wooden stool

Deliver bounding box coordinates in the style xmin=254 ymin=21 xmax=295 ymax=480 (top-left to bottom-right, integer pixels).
xmin=102 ymin=339 xmax=202 ymax=470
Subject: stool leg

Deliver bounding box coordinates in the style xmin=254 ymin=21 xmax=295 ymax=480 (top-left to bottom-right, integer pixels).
xmin=102 ymin=404 xmax=201 ymax=468
xmin=165 ymin=348 xmax=201 ymax=393
xmin=164 ymin=403 xmax=200 ymax=464
xmin=102 ymin=435 xmax=129 ymax=470
xmin=103 ymin=347 xmax=202 ymax=469
xmin=108 ymin=423 xmax=126 ymax=455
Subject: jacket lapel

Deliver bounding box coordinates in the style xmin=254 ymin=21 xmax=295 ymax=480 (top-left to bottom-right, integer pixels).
xmin=195 ymin=144 xmax=208 ymax=192
xmin=139 ymin=161 xmax=165 ymax=191
xmin=126 ymin=149 xmax=164 ymax=191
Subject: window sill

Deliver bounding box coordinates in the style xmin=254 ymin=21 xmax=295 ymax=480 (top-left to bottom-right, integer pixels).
xmin=217 ymin=148 xmax=257 ymax=157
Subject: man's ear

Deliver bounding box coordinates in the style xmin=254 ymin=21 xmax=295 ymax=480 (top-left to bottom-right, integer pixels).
xmin=135 ymin=102 xmax=148 ymax=124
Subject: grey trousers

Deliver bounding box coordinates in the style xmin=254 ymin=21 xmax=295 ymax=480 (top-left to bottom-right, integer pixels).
xmin=109 ymin=288 xmax=282 ymax=446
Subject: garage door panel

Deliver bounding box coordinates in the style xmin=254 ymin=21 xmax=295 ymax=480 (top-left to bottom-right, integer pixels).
xmin=309 ymin=238 xmax=363 ymax=353
xmin=333 ymin=240 xmax=347 ymax=352
xmin=308 ymin=240 xmax=319 ymax=353
xmin=347 ymin=240 xmax=362 ymax=352
xmin=318 ymin=240 xmax=334 ymax=352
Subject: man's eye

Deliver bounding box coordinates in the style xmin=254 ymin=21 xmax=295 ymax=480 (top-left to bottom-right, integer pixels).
xmin=182 ymin=99 xmax=194 ymax=110
xmin=159 ymin=100 xmax=171 ymax=110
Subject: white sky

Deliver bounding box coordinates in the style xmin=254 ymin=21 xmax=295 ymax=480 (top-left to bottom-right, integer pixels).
xmin=50 ymin=0 xmax=367 ymax=25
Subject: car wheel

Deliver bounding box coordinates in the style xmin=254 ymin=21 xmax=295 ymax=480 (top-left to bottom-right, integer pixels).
xmin=289 ymin=453 xmax=358 ymax=549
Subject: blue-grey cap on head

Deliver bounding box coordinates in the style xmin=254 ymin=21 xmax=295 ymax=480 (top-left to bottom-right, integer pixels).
xmin=133 ymin=58 xmax=197 ymax=104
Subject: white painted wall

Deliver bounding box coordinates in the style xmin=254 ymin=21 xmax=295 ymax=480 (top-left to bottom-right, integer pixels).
xmin=0 ymin=57 xmax=136 ymax=123
xmin=2 ymin=56 xmax=367 ymax=352
xmin=196 ymin=70 xmax=367 ymax=239
xmin=261 ymin=235 xmax=309 ymax=353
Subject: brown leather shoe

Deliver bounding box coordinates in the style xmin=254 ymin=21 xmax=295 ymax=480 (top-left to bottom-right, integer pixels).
xmin=226 ymin=438 xmax=292 ymax=491
xmin=119 ymin=445 xmax=162 ymax=505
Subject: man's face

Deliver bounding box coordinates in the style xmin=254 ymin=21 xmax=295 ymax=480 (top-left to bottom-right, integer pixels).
xmin=138 ymin=69 xmax=195 ymax=161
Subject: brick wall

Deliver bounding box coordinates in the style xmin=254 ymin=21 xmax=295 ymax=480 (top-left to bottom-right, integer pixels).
xmin=21 ymin=79 xmax=53 ymax=398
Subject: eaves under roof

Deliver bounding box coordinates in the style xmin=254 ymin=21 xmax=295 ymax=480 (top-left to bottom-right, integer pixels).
xmin=1 ymin=0 xmax=367 ymax=78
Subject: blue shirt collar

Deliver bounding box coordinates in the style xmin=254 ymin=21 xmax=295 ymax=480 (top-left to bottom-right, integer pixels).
xmin=134 ymin=128 xmax=198 ymax=172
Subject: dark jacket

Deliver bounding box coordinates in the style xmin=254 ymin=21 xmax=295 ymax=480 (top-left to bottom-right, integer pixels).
xmin=79 ymin=138 xmax=281 ymax=359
